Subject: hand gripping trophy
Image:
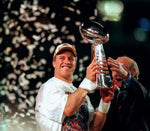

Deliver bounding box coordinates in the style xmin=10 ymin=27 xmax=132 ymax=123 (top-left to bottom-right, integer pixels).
xmin=79 ymin=21 xmax=111 ymax=89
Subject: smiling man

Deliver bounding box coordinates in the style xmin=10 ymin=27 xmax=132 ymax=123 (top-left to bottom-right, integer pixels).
xmin=52 ymin=44 xmax=77 ymax=83
xmin=35 ymin=43 xmax=116 ymax=131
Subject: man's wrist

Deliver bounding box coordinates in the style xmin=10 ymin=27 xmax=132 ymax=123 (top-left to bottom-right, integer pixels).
xmin=79 ymin=78 xmax=97 ymax=91
xmin=98 ymin=99 xmax=111 ymax=114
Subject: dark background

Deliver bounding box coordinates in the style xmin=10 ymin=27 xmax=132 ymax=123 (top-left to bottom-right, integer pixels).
xmin=0 ymin=0 xmax=150 ymax=130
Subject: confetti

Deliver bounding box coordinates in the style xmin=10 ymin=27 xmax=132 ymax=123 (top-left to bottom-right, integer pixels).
xmin=0 ymin=0 xmax=96 ymax=130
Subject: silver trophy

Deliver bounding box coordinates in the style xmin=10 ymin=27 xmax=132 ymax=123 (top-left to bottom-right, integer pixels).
xmin=79 ymin=21 xmax=111 ymax=89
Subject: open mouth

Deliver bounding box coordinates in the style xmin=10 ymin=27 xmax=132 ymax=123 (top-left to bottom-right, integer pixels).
xmin=62 ymin=66 xmax=71 ymax=69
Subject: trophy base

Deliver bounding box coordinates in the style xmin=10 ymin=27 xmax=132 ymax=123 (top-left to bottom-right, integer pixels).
xmin=96 ymin=74 xmax=111 ymax=89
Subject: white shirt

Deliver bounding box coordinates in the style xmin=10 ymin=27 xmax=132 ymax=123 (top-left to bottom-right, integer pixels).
xmin=35 ymin=77 xmax=95 ymax=131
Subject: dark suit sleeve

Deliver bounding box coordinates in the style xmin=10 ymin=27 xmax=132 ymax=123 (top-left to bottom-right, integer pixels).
xmin=127 ymin=76 xmax=150 ymax=130
xmin=125 ymin=76 xmax=149 ymax=100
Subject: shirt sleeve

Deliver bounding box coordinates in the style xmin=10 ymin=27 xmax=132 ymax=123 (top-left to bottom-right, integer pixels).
xmin=35 ymin=83 xmax=68 ymax=124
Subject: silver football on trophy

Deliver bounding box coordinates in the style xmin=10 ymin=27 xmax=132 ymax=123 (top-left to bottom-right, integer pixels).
xmin=79 ymin=21 xmax=109 ymax=45
xmin=79 ymin=21 xmax=111 ymax=89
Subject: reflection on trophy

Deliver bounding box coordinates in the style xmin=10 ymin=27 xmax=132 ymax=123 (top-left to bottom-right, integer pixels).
xmin=79 ymin=21 xmax=111 ymax=89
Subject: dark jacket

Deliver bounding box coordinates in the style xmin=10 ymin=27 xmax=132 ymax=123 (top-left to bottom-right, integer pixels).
xmin=102 ymin=76 xmax=150 ymax=131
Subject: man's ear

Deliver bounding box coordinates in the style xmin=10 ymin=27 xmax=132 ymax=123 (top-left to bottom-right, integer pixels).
xmin=52 ymin=60 xmax=55 ymax=67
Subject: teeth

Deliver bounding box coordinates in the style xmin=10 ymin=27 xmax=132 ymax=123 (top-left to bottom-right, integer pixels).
xmin=63 ymin=66 xmax=70 ymax=69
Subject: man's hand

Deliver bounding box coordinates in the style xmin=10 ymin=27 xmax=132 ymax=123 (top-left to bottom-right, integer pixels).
xmin=86 ymin=57 xmax=100 ymax=82
xmin=86 ymin=57 xmax=109 ymax=83
xmin=107 ymin=57 xmax=128 ymax=80
xmin=100 ymin=80 xmax=117 ymax=103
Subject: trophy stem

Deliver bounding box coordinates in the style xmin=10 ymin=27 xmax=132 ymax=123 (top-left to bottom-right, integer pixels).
xmin=95 ymin=44 xmax=111 ymax=88
xmin=95 ymin=44 xmax=105 ymax=61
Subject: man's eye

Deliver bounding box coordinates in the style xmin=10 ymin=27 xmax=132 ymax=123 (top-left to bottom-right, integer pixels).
xmin=59 ymin=57 xmax=64 ymax=59
xmin=69 ymin=57 xmax=74 ymax=61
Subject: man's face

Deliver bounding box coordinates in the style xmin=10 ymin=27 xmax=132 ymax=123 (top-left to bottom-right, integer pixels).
xmin=112 ymin=71 xmax=123 ymax=88
xmin=53 ymin=51 xmax=76 ymax=81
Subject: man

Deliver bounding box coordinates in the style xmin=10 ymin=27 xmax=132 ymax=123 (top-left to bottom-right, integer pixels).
xmin=35 ymin=43 xmax=116 ymax=131
xmin=101 ymin=56 xmax=150 ymax=131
